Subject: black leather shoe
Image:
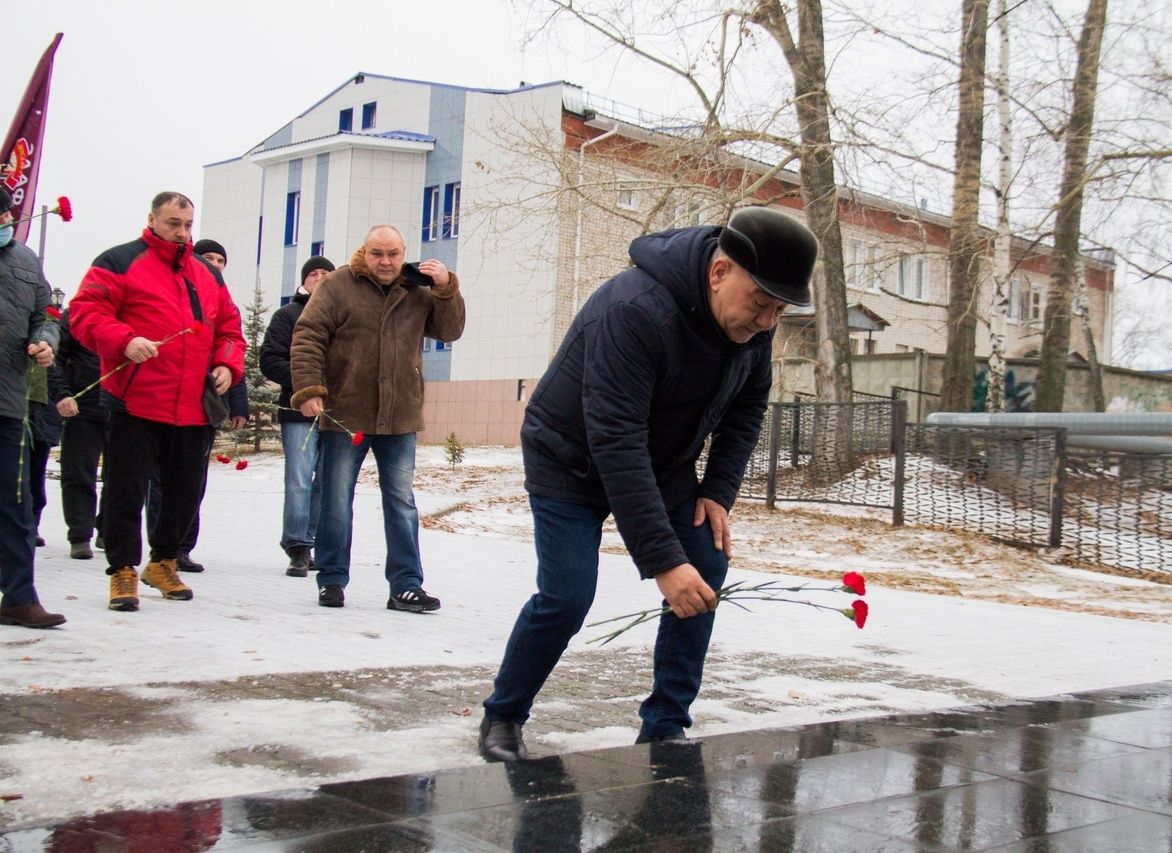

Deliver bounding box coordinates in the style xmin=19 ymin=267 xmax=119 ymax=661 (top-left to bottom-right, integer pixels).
xmin=479 ymin=716 xmax=529 ymax=762
xmin=318 ymin=585 xmax=344 ymax=608
xmin=175 ymin=552 xmax=205 ymax=573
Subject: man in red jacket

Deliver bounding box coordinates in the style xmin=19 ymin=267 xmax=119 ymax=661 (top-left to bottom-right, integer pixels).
xmin=70 ymin=192 xmax=246 ymax=612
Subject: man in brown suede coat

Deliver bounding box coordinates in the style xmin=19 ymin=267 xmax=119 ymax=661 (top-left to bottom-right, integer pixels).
xmin=290 ymin=225 xmax=465 ymax=610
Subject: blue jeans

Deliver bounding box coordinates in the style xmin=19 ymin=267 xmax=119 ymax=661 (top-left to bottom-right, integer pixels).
xmin=483 ymin=495 xmax=728 ymax=739
xmin=315 ymin=430 xmax=423 ymax=594
xmin=279 ymin=421 xmax=323 ymax=552
xmin=0 ymin=417 xmax=39 ymax=607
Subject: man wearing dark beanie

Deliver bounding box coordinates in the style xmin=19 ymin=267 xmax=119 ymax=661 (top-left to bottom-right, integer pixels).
xmin=193 ymin=239 xmax=227 ymax=269
xmin=260 ymin=255 xmax=336 ymax=576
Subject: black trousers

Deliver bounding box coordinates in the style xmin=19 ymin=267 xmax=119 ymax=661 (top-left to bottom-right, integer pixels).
xmin=29 ymin=439 xmax=52 ymax=533
xmin=146 ymin=453 xmax=207 ymax=556
xmin=102 ymin=413 xmax=212 ymax=573
xmin=59 ymin=416 xmax=106 ymax=544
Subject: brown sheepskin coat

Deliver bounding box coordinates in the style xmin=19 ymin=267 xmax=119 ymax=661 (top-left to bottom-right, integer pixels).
xmin=289 ymin=247 xmax=465 ymax=435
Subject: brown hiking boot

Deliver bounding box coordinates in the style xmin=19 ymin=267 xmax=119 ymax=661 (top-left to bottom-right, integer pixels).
xmin=109 ymin=567 xmax=140 ymax=611
xmin=0 ymin=602 xmax=67 ymax=629
xmin=141 ymin=559 xmax=194 ymax=601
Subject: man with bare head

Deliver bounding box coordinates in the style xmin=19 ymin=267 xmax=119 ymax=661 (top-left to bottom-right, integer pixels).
xmin=70 ymin=192 xmax=246 ymax=612
xmin=291 ymin=225 xmax=465 ymax=610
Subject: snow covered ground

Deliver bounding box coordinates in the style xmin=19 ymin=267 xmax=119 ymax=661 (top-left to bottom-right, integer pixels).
xmin=1 ymin=445 xmax=1169 ymax=830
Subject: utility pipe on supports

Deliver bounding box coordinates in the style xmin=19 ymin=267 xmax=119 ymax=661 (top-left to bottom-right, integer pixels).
xmin=926 ymin=411 xmax=1172 ymax=454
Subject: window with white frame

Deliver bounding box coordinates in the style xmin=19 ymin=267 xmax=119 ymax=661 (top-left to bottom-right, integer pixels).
xmin=283 ymin=191 xmax=300 ymax=247
xmin=443 ymin=182 xmax=461 ymax=239
xmin=849 ymin=240 xmax=881 ymax=291
xmin=617 ymin=185 xmax=638 ymax=210
xmin=898 ymin=254 xmax=928 ymax=300
xmin=421 ymin=186 xmax=440 ymax=242
xmin=1006 ymin=277 xmax=1021 ymax=320
xmin=1026 ymin=284 xmax=1043 ymax=321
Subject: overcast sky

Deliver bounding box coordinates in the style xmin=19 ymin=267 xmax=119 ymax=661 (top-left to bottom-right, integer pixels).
xmin=6 ymin=0 xmax=1169 ymax=368
xmin=3 ymin=0 xmax=671 ymax=293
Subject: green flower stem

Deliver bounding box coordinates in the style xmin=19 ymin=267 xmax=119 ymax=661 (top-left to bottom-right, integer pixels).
xmin=586 ymin=578 xmax=863 ymax=645
xmin=69 ymin=328 xmax=195 ymax=402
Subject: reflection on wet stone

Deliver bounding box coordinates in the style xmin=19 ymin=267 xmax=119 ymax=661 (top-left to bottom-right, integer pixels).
xmin=4 ymin=680 xmax=1170 ymax=850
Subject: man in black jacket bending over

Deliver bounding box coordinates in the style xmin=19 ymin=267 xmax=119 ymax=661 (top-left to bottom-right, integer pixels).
xmin=479 ymin=207 xmax=818 ymax=761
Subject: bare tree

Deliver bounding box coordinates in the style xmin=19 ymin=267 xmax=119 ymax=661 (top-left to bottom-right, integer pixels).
xmin=748 ymin=0 xmax=853 ymax=406
xmin=986 ymin=0 xmax=1013 ymax=411
xmin=1034 ymin=0 xmax=1107 ymax=411
xmin=939 ymin=0 xmax=990 ymax=413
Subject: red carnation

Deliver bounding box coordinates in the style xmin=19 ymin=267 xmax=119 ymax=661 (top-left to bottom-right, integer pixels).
xmin=235 ymin=459 xmax=249 ymax=470
xmin=45 ymin=305 xmax=62 ymax=320
xmin=215 ymin=454 xmax=231 ymax=464
xmin=842 ymin=571 xmax=866 ymax=596
xmin=189 ymin=321 xmax=203 ymax=334
xmin=844 ymin=600 xmax=868 ymax=629
xmin=54 ymin=196 xmax=73 ymax=222
xmin=351 ymin=431 xmax=364 ymax=446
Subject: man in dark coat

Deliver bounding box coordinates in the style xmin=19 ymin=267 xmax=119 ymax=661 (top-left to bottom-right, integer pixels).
xmin=479 ymin=207 xmax=818 ymax=760
xmin=0 ymin=185 xmax=66 ymax=628
xmin=260 ymin=254 xmax=335 ymax=576
xmin=49 ymin=306 xmax=106 ymax=559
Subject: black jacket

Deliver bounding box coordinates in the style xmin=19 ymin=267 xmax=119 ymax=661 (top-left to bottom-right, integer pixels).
xmin=522 ymin=226 xmax=772 ymax=578
xmin=48 ymin=307 xmax=105 ymax=422
xmin=260 ymin=291 xmax=312 ymax=423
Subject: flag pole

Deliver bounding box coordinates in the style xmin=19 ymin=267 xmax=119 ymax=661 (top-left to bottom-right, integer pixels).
xmin=2 ymin=33 xmax=64 ymax=245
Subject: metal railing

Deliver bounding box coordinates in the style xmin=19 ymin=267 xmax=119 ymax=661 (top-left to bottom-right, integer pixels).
xmin=729 ymin=398 xmax=1171 ymax=576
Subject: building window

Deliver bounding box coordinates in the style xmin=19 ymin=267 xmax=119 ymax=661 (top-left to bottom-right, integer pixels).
xmin=849 ymin=240 xmax=881 ymax=291
xmin=338 ymin=108 xmax=353 ymax=132
xmin=443 ymin=182 xmax=461 ymax=239
xmin=284 ymin=191 xmax=300 ymax=246
xmin=422 ymin=186 xmax=440 ymax=242
xmin=421 ymin=337 xmax=432 ymax=353
xmin=1025 ymin=284 xmax=1042 ymax=321
xmin=435 ymin=340 xmax=446 ymax=351
xmin=1007 ymin=278 xmax=1021 ymax=320
xmin=361 ymin=101 xmax=377 ymax=129
xmin=617 ymin=185 xmax=638 ymax=210
xmin=310 ymin=240 xmax=324 ymax=256
xmin=898 ymin=255 xmax=927 ymax=300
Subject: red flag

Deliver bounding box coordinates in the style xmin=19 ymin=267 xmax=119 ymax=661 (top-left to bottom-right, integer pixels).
xmin=2 ymin=33 xmax=63 ymax=244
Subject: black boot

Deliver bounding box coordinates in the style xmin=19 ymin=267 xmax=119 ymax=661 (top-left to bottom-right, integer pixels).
xmin=479 ymin=716 xmax=530 ymax=762
xmin=286 ymin=545 xmax=310 ymax=578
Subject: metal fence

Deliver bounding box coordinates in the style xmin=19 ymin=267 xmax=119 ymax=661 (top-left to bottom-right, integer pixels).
xmin=1062 ymin=449 xmax=1172 ymax=573
xmin=734 ymin=398 xmax=1171 ymax=575
xmin=891 ymin=385 xmax=941 ymax=423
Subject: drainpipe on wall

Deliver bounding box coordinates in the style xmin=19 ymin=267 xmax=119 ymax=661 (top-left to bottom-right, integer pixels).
xmin=572 ymin=122 xmax=620 ymax=315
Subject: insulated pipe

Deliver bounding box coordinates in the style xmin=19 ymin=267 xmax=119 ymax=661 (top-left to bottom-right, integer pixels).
xmin=925 ymin=412 xmax=1172 ymax=436
xmin=1066 ymin=435 xmax=1172 ymax=454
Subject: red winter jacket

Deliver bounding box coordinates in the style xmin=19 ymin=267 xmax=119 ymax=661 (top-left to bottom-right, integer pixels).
xmin=70 ymin=228 xmax=245 ymax=427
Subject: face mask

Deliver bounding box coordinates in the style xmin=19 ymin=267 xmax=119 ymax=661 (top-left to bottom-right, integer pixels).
xmin=0 ymin=225 xmax=12 ymax=249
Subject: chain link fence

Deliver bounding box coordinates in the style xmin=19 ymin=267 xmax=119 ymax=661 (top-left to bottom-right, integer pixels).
xmin=730 ymin=398 xmax=1170 ymax=576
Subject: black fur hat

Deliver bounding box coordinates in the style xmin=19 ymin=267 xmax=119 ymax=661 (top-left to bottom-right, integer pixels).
xmin=718 ymin=207 xmax=818 ymax=307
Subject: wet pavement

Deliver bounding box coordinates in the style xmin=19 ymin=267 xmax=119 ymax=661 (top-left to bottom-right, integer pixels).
xmin=2 ymin=680 xmax=1169 ymax=851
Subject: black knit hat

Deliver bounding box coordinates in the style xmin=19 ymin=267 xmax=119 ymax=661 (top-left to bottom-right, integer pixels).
xmin=0 ymin=186 xmax=12 ymax=216
xmin=301 ymin=255 xmax=335 ymax=285
xmin=194 ymin=239 xmax=227 ymax=264
xmin=718 ymin=207 xmax=818 ymax=307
